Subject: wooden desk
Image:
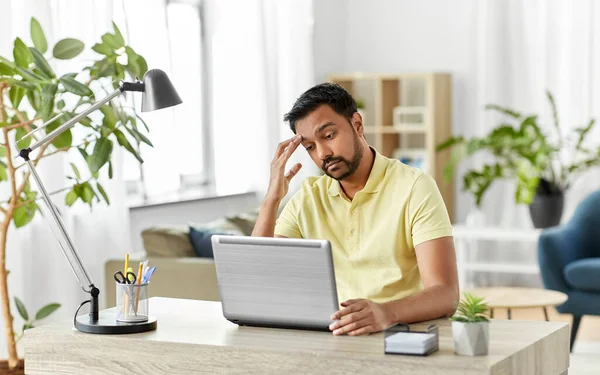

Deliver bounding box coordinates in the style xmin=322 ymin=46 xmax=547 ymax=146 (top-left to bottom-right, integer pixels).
xmin=24 ymin=297 xmax=570 ymax=375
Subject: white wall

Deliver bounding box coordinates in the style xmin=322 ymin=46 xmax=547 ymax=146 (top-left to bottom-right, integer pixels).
xmin=128 ymin=192 xmax=259 ymax=254
xmin=313 ymin=0 xmax=479 ymax=222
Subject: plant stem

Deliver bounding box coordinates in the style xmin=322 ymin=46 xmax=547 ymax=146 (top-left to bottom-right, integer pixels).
xmin=0 ymin=86 xmax=19 ymax=368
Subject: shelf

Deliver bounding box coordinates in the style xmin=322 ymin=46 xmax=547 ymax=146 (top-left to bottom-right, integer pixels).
xmin=393 ymin=148 xmax=427 ymax=158
xmin=363 ymin=126 xmax=427 ymax=134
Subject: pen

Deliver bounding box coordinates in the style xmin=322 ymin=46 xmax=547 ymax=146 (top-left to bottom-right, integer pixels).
xmin=122 ymin=254 xmax=130 ymax=316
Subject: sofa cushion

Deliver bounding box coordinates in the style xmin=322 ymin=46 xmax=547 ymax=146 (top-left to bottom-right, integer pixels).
xmin=188 ymin=218 xmax=245 ymax=258
xmin=564 ymin=258 xmax=600 ymax=292
xmin=141 ymin=226 xmax=195 ymax=257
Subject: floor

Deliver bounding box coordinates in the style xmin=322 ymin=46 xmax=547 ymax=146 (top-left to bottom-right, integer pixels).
xmin=491 ymin=307 xmax=600 ymax=374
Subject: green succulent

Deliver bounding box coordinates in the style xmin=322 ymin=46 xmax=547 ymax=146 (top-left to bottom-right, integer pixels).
xmin=450 ymin=292 xmax=490 ymax=323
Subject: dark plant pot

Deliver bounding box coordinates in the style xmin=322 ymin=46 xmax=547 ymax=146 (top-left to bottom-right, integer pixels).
xmin=0 ymin=359 xmax=25 ymax=375
xmin=529 ymin=192 xmax=564 ymax=229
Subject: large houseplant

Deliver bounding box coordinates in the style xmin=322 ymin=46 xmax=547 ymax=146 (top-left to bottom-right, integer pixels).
xmin=0 ymin=18 xmax=151 ymax=370
xmin=437 ymin=91 xmax=600 ymax=228
xmin=450 ymin=292 xmax=490 ymax=356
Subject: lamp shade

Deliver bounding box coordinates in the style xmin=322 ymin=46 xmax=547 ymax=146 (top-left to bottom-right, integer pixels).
xmin=141 ymin=69 xmax=183 ymax=112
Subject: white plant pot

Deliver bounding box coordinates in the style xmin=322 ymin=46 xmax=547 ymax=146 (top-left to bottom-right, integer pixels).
xmin=452 ymin=321 xmax=489 ymax=356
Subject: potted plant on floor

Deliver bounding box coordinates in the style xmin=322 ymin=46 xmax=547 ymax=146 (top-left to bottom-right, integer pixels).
xmin=450 ymin=292 xmax=490 ymax=356
xmin=436 ymin=91 xmax=600 ymax=228
xmin=0 ymin=18 xmax=150 ymax=372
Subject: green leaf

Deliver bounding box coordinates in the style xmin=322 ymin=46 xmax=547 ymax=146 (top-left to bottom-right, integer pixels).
xmin=96 ymin=182 xmax=110 ymax=205
xmin=26 ymin=90 xmax=41 ymax=111
xmin=108 ymin=161 xmax=113 ymax=179
xmin=0 ymin=145 xmax=6 ymax=157
xmin=70 ymin=163 xmax=81 ymax=179
xmin=0 ymin=62 xmax=15 ymax=76
xmin=101 ymin=33 xmax=123 ymax=50
xmin=485 ymin=104 xmax=522 ymax=119
xmin=91 ymin=43 xmax=113 ymax=56
xmin=91 ymin=138 xmax=113 ymax=173
xmin=9 ymin=85 xmax=25 ymax=108
xmin=13 ymin=38 xmax=33 ymax=69
xmin=56 ymin=99 xmax=65 ymax=110
xmin=16 ymin=67 xmax=43 ymax=82
xmin=113 ymin=22 xmax=125 ymax=47
xmin=35 ymin=303 xmax=60 ymax=320
xmin=15 ymin=127 xmax=31 ymax=149
xmin=0 ymin=164 xmax=7 ymax=182
xmin=101 ymin=105 xmax=118 ymax=129
xmin=53 ymin=38 xmax=84 ymax=60
xmin=30 ymin=18 xmax=48 ymax=53
xmin=15 ymin=80 xmax=37 ymax=90
xmin=14 ymin=297 xmax=29 ymax=321
xmin=114 ymin=129 xmax=143 ymax=163
xmin=137 ymin=114 xmax=150 ymax=132
xmin=65 ymin=190 xmax=78 ymax=206
xmin=46 ymin=118 xmax=72 ymax=149
xmin=126 ymin=126 xmax=153 ymax=147
xmin=40 ymin=83 xmax=58 ymax=121
xmin=13 ymin=201 xmax=37 ymax=228
xmin=80 ymin=182 xmax=95 ymax=204
xmin=137 ymin=55 xmax=148 ymax=77
xmin=29 ymin=47 xmax=54 ymax=78
xmin=59 ymin=76 xmax=93 ymax=97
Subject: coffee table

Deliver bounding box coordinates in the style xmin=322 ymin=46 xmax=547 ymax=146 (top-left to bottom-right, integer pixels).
xmin=467 ymin=287 xmax=568 ymax=321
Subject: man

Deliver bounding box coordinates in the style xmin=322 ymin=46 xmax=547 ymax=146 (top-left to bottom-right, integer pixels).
xmin=252 ymin=82 xmax=459 ymax=336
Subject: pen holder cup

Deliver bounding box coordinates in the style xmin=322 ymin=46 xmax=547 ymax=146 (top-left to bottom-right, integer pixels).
xmin=116 ymin=282 xmax=149 ymax=323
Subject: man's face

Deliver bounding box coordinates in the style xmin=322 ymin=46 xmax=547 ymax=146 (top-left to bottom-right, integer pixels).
xmin=295 ymin=105 xmax=364 ymax=181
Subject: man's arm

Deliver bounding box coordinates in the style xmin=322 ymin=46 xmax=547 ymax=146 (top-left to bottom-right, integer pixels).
xmin=383 ymin=236 xmax=459 ymax=323
xmin=251 ymin=199 xmax=288 ymax=238
xmin=252 ymin=134 xmax=302 ymax=238
xmin=329 ymin=236 xmax=459 ymax=336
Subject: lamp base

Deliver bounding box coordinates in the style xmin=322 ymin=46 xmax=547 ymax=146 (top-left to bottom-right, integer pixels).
xmin=75 ymin=310 xmax=157 ymax=334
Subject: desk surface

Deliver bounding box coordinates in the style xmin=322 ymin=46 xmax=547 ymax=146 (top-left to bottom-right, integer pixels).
xmin=24 ymin=297 xmax=569 ymax=375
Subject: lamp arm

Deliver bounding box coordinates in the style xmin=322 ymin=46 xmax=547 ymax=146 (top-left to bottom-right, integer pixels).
xmin=26 ymin=87 xmax=124 ymax=153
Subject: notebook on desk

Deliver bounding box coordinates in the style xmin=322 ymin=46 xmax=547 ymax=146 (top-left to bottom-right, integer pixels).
xmin=211 ymin=235 xmax=339 ymax=331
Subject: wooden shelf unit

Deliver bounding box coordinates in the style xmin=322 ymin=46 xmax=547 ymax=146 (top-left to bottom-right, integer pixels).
xmin=328 ymin=72 xmax=455 ymax=221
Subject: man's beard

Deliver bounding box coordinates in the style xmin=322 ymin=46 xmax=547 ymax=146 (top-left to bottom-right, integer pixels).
xmin=322 ymin=134 xmax=363 ymax=181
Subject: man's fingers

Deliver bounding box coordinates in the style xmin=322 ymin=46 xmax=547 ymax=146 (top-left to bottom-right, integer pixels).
xmin=285 ymin=163 xmax=302 ymax=180
xmin=332 ymin=317 xmax=371 ymax=336
xmin=347 ymin=325 xmax=374 ymax=336
xmin=275 ymin=135 xmax=301 ymax=160
xmin=277 ymin=135 xmax=302 ymax=164
xmin=331 ymin=300 xmax=365 ymax=320
xmin=340 ymin=299 xmax=362 ymax=307
xmin=330 ymin=310 xmax=369 ymax=330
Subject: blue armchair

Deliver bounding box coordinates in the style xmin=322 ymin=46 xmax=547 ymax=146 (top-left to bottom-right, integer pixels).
xmin=538 ymin=189 xmax=600 ymax=352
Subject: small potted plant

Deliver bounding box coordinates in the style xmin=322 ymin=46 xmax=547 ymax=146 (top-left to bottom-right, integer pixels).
xmin=356 ymin=98 xmax=366 ymax=123
xmin=450 ymin=292 xmax=490 ymax=356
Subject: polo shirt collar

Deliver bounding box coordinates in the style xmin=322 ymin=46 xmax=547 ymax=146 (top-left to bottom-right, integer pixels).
xmin=327 ymin=147 xmax=386 ymax=197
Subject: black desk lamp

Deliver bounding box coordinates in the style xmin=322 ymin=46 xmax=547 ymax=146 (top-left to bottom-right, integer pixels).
xmin=17 ymin=69 xmax=182 ymax=334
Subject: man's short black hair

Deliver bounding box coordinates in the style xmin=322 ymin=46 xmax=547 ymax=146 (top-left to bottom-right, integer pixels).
xmin=283 ymin=82 xmax=357 ymax=133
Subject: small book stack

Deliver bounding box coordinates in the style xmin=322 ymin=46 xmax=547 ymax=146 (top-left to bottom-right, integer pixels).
xmin=383 ymin=324 xmax=439 ymax=356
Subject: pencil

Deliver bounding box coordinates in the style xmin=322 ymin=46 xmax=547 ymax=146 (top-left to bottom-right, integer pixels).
xmin=135 ymin=262 xmax=143 ymax=314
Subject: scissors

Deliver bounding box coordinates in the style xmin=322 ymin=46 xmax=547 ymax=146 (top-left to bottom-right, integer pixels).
xmin=114 ymin=270 xmax=136 ymax=284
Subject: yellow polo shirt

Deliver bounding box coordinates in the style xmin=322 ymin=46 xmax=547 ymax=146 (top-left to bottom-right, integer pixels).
xmin=274 ymin=148 xmax=453 ymax=304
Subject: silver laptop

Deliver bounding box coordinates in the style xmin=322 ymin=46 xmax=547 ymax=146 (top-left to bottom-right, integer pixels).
xmin=211 ymin=235 xmax=339 ymax=331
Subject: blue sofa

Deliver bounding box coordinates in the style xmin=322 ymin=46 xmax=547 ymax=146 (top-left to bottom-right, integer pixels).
xmin=538 ymin=189 xmax=600 ymax=352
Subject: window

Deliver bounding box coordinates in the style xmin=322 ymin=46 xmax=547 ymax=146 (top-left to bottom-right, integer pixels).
xmin=121 ymin=0 xmax=211 ymax=199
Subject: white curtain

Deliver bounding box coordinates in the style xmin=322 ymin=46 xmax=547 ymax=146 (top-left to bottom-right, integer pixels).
xmin=467 ymin=0 xmax=600 ymax=286
xmin=207 ymin=0 xmax=318 ymax=199
xmin=0 ymin=0 xmax=133 ymax=358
